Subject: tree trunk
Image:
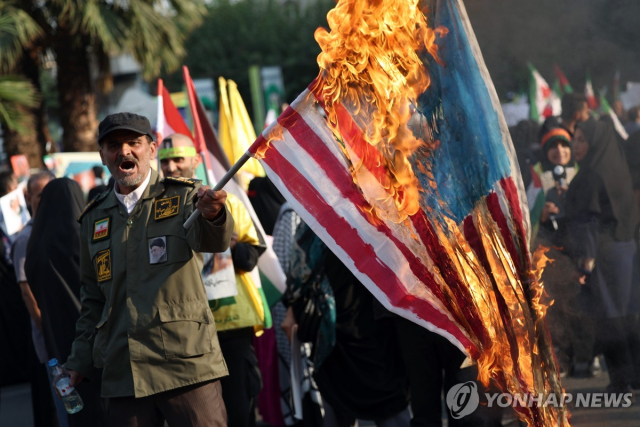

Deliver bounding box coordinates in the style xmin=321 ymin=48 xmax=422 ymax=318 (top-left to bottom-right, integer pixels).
xmin=22 ymin=49 xmax=55 ymax=163
xmin=55 ymin=34 xmax=98 ymax=152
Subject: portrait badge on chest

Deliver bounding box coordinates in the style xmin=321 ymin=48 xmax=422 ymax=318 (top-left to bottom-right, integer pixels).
xmin=154 ymin=196 xmax=180 ymax=221
xmin=149 ymin=236 xmax=167 ymax=264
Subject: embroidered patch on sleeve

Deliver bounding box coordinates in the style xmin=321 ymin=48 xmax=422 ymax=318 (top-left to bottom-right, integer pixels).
xmin=92 ymin=217 xmax=110 ymax=241
xmin=154 ymin=196 xmax=180 ymax=221
xmin=95 ymin=249 xmax=112 ymax=282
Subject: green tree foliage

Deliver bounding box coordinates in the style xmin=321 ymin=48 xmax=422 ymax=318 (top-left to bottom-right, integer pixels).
xmin=0 ymin=2 xmax=43 ymax=73
xmin=0 ymin=75 xmax=39 ymax=135
xmin=0 ymin=1 xmax=40 ymax=135
xmin=0 ymin=0 xmax=208 ymax=153
xmin=165 ymin=0 xmax=334 ymax=111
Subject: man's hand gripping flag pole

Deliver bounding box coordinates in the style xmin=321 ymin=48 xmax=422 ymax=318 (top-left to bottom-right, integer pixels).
xmin=183 ymin=150 xmax=255 ymax=229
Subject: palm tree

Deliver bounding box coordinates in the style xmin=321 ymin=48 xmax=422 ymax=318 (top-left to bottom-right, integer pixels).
xmin=2 ymin=0 xmax=207 ymax=153
xmin=0 ymin=1 xmax=49 ymax=166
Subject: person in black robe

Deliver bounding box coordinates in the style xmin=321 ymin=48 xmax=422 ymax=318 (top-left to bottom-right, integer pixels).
xmin=25 ymin=178 xmax=106 ymax=426
xmin=509 ymin=119 xmax=541 ymax=189
xmin=247 ymin=176 xmax=286 ymax=235
xmin=565 ymin=118 xmax=640 ymax=392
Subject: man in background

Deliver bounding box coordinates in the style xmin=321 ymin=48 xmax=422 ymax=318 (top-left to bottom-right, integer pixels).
xmin=0 ymin=169 xmax=28 ymax=387
xmin=624 ymin=107 xmax=640 ymax=137
xmin=160 ymin=133 xmax=266 ymax=427
xmin=11 ymin=171 xmax=66 ymax=426
xmin=560 ymin=93 xmax=590 ymax=136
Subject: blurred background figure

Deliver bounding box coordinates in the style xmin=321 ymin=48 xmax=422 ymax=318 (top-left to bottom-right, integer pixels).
xmin=509 ymin=120 xmax=541 ymax=189
xmin=11 ymin=171 xmax=63 ymax=427
xmin=560 ymin=93 xmax=590 ymax=136
xmin=87 ymin=166 xmax=108 ymax=202
xmin=566 ymin=119 xmax=640 ymax=393
xmin=273 ymin=202 xmax=323 ymax=426
xmin=624 ymin=107 xmax=640 ymax=137
xmin=526 ymin=125 xmax=594 ymax=378
xmin=248 ymin=177 xmax=286 ymax=236
xmin=25 ymin=178 xmax=107 ymax=426
xmin=0 ymin=170 xmax=30 ymax=389
xmin=282 ymin=223 xmax=410 ymax=427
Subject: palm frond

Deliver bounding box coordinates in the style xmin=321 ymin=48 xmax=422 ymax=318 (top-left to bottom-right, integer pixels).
xmin=80 ymin=0 xmax=127 ymax=52
xmin=124 ymin=0 xmax=207 ymax=79
xmin=0 ymin=3 xmax=44 ymax=72
xmin=0 ymin=75 xmax=40 ymax=135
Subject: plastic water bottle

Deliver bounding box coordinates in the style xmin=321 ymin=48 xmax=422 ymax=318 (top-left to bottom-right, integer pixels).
xmin=48 ymin=358 xmax=84 ymax=414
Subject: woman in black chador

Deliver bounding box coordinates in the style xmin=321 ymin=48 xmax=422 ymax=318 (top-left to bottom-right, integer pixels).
xmin=26 ymin=178 xmax=106 ymax=426
xmin=565 ymin=118 xmax=640 ymax=392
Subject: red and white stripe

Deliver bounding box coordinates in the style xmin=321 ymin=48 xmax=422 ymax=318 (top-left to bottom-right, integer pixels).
xmin=252 ymin=86 xmax=478 ymax=354
xmin=249 ymin=72 xmax=535 ymax=362
xmin=156 ymin=79 xmax=192 ymax=144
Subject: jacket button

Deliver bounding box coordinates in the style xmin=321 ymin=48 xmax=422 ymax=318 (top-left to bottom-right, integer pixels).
xmin=126 ymin=219 xmax=133 ymax=226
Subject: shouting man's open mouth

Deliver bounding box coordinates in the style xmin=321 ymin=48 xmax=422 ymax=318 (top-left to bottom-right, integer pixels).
xmin=119 ymin=158 xmax=138 ymax=175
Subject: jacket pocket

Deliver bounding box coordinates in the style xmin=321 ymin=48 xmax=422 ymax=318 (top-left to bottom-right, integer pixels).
xmin=92 ymin=315 xmax=109 ymax=368
xmin=158 ymin=303 xmax=215 ymax=359
xmin=147 ymin=233 xmax=192 ymax=267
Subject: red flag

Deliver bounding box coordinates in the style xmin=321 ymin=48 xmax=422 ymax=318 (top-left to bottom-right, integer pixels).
xmin=553 ymin=65 xmax=573 ymax=94
xmin=156 ymin=79 xmax=193 ymax=144
xmin=585 ymin=72 xmax=599 ymax=110
xmin=182 ymin=67 xmax=232 ymax=171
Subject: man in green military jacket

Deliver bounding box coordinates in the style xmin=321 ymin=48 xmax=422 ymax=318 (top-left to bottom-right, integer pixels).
xmin=65 ymin=113 xmax=233 ymax=426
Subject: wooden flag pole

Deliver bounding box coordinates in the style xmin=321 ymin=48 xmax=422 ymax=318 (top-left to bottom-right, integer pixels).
xmin=183 ymin=151 xmax=253 ymax=229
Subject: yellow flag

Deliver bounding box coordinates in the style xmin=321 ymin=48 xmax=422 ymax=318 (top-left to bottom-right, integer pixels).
xmin=218 ymin=77 xmax=265 ymax=189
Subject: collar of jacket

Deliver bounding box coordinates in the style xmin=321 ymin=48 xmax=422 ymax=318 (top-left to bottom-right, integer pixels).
xmin=101 ymin=169 xmax=166 ymax=209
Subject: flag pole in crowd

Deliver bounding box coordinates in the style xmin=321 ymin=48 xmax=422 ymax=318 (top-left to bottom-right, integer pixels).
xmin=176 ymin=68 xmax=287 ymax=296
xmin=183 ymin=152 xmax=253 ymax=228
xmin=183 ymin=66 xmax=216 ymax=187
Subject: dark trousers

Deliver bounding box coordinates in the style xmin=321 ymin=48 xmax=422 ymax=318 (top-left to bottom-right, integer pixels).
xmin=396 ymin=318 xmax=502 ymax=427
xmin=218 ymin=328 xmax=262 ymax=427
xmin=107 ymin=379 xmax=226 ymax=427
xmin=598 ymin=317 xmax=638 ymax=388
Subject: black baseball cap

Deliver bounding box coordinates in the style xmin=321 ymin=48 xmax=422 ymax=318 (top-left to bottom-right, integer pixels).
xmin=98 ymin=112 xmax=154 ymax=144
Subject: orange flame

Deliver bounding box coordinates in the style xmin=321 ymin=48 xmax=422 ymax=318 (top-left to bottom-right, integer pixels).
xmin=313 ymin=0 xmax=443 ymax=223
xmin=530 ymin=245 xmax=555 ymax=321
xmin=254 ymin=122 xmax=285 ymax=160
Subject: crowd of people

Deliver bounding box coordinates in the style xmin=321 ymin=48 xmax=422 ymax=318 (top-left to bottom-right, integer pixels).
xmin=1 ymin=96 xmax=640 ymax=427
xmin=515 ymin=93 xmax=640 ymax=394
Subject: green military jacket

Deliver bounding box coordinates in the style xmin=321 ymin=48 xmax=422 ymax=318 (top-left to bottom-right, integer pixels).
xmin=66 ymin=169 xmax=234 ymax=398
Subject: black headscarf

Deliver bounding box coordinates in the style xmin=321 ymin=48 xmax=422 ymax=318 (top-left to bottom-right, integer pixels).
xmin=247 ymin=176 xmax=286 ymax=235
xmin=510 ymin=120 xmax=541 ymax=188
xmin=25 ymin=178 xmax=85 ymax=362
xmin=565 ymin=119 xmax=638 ymax=241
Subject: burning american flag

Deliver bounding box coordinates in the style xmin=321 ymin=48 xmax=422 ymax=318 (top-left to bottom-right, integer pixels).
xmin=247 ymin=0 xmax=568 ymax=425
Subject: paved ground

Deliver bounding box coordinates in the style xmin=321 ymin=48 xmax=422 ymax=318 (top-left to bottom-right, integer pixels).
xmin=0 ymin=383 xmax=33 ymax=427
xmin=2 ymin=372 xmax=638 ymax=426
